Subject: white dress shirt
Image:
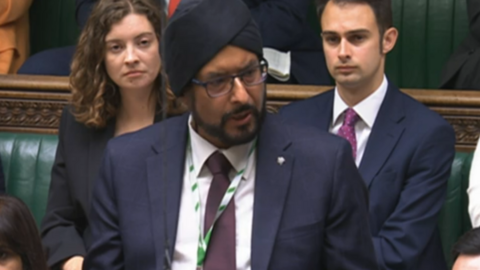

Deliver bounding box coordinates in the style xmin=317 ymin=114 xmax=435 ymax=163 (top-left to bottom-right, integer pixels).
xmin=164 ymin=0 xmax=170 ymax=13
xmin=172 ymin=115 xmax=256 ymax=270
xmin=468 ymin=138 xmax=480 ymax=227
xmin=330 ymin=75 xmax=388 ymax=166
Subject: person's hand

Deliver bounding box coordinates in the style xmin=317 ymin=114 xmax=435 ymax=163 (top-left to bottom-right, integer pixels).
xmin=62 ymin=256 xmax=84 ymax=270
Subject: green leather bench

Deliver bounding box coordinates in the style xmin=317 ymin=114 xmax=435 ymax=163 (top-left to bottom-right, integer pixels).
xmin=0 ymin=133 xmax=57 ymax=226
xmin=439 ymin=152 xmax=473 ymax=267
xmin=386 ymin=0 xmax=470 ymax=89
xmin=0 ymin=131 xmax=472 ymax=267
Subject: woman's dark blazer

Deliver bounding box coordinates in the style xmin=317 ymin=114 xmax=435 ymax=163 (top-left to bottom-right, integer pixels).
xmin=41 ymin=107 xmax=116 ymax=268
xmin=41 ymin=106 xmax=163 ymax=268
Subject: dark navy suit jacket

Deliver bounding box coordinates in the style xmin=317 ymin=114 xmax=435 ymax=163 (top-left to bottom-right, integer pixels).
xmin=243 ymin=0 xmax=330 ymax=85
xmin=280 ymin=84 xmax=456 ymax=270
xmin=84 ymin=113 xmax=378 ymax=270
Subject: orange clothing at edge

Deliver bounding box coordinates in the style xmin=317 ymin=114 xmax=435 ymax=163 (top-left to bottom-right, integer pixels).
xmin=0 ymin=0 xmax=32 ymax=74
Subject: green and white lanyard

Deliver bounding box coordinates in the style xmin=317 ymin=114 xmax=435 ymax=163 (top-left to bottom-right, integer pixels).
xmin=186 ymin=135 xmax=256 ymax=268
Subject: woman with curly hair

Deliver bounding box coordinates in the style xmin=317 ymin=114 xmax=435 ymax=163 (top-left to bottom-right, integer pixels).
xmin=0 ymin=195 xmax=48 ymax=270
xmin=40 ymin=0 xmax=182 ymax=269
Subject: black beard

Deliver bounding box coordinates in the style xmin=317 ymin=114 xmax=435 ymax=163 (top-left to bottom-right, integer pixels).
xmin=191 ymin=92 xmax=266 ymax=147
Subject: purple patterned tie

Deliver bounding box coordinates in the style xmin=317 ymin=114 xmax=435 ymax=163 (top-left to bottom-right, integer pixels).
xmin=337 ymin=108 xmax=360 ymax=159
xmin=203 ymin=151 xmax=236 ymax=270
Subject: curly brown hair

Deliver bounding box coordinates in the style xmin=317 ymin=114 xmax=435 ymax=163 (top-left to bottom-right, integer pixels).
xmin=70 ymin=0 xmax=178 ymax=128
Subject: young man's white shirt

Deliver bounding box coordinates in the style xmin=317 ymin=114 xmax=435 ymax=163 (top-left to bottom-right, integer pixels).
xmin=330 ymin=75 xmax=388 ymax=166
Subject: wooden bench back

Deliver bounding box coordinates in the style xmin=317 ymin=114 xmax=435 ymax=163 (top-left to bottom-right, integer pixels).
xmin=1 ymin=74 xmax=479 ymax=151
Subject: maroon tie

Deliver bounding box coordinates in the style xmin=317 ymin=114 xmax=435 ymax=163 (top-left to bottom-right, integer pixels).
xmin=337 ymin=108 xmax=360 ymax=159
xmin=203 ymin=151 xmax=236 ymax=270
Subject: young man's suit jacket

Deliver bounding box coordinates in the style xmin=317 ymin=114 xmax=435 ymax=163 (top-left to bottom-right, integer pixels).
xmin=280 ymin=84 xmax=456 ymax=270
xmin=84 ymin=113 xmax=378 ymax=270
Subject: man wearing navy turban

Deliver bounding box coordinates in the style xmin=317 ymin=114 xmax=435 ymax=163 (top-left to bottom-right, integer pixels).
xmin=84 ymin=0 xmax=378 ymax=269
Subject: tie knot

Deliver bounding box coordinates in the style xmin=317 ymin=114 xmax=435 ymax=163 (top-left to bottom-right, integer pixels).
xmin=343 ymin=108 xmax=359 ymax=127
xmin=206 ymin=151 xmax=232 ymax=176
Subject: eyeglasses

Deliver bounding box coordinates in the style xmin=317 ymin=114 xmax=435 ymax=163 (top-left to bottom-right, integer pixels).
xmin=191 ymin=60 xmax=268 ymax=98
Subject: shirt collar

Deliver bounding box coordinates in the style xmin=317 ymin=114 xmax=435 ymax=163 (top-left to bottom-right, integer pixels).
xmin=332 ymin=75 xmax=388 ymax=128
xmin=187 ymin=114 xmax=255 ymax=178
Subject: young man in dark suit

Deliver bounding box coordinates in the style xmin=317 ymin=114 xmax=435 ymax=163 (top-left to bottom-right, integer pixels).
xmin=83 ymin=0 xmax=378 ymax=269
xmin=281 ymin=0 xmax=456 ymax=269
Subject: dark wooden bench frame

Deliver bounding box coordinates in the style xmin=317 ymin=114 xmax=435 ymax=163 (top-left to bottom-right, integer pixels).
xmin=1 ymin=74 xmax=479 ymax=151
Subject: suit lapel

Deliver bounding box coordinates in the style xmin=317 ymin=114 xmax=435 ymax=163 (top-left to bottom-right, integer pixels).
xmin=146 ymin=114 xmax=189 ymax=268
xmin=316 ymin=90 xmax=334 ymax=131
xmin=251 ymin=114 xmax=294 ymax=270
xmin=358 ymin=85 xmax=406 ymax=187
xmin=87 ymin=119 xmax=115 ymax=203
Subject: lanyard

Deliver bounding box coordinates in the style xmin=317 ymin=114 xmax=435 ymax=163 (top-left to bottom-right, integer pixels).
xmin=186 ymin=135 xmax=256 ymax=268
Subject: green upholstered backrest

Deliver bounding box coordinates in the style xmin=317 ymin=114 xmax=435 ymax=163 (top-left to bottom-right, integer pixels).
xmin=29 ymin=0 xmax=80 ymax=55
xmin=438 ymin=151 xmax=473 ymax=268
xmin=386 ymin=0 xmax=470 ymax=89
xmin=307 ymin=1 xmax=321 ymax=36
xmin=0 ymin=132 xmax=58 ymax=227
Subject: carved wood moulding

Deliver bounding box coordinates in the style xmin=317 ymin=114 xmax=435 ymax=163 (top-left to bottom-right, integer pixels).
xmin=0 ymin=99 xmax=67 ymax=131
xmin=1 ymin=75 xmax=480 ymax=151
xmin=445 ymin=116 xmax=480 ymax=147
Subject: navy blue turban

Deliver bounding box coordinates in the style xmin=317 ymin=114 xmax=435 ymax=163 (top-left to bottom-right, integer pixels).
xmin=162 ymin=0 xmax=263 ymax=96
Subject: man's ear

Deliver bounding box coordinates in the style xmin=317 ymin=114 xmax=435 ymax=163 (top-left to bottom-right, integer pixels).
xmin=382 ymin=27 xmax=398 ymax=54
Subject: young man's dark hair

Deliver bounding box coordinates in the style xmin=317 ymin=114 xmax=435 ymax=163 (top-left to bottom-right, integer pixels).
xmin=453 ymin=227 xmax=480 ymax=260
xmin=316 ymin=0 xmax=393 ymax=37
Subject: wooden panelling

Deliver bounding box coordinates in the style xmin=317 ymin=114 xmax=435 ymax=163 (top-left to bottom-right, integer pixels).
xmin=1 ymin=74 xmax=479 ymax=151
